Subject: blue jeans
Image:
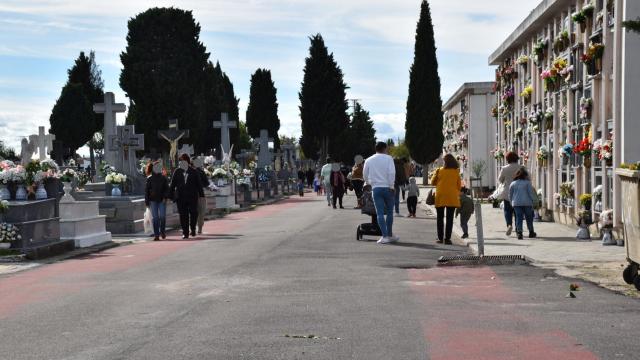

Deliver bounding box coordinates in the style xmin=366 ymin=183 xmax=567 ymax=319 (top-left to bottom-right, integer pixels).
xmin=503 ymin=200 xmax=514 ymax=226
xmin=373 ymin=187 xmax=395 ymax=237
xmin=325 ymin=183 xmax=332 ymax=204
xmin=514 ymin=206 xmax=534 ymax=234
xmin=394 ymin=184 xmax=401 ymax=214
xmin=149 ymin=201 xmax=166 ymax=237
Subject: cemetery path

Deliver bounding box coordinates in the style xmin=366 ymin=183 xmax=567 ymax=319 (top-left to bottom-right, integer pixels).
xmin=0 ymin=193 xmax=640 ymax=359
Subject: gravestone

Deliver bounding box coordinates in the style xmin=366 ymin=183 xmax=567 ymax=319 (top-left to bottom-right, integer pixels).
xmin=108 ymin=125 xmax=145 ymax=194
xmin=94 ymin=92 xmax=126 ymax=167
xmin=179 ymin=144 xmax=195 ymax=159
xmin=59 ymin=200 xmax=112 ymax=248
xmin=236 ymin=150 xmax=253 ymax=169
xmin=281 ymin=144 xmax=297 ymax=172
xmin=158 ymin=119 xmax=189 ymax=167
xmin=29 ymin=126 xmax=55 ymax=161
xmin=213 ymin=113 xmax=237 ymax=155
xmin=256 ymin=129 xmax=274 ymax=168
xmin=274 ymin=151 xmax=283 ymax=172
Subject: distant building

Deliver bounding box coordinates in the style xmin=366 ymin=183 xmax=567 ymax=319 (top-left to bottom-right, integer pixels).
xmin=489 ymin=0 xmax=640 ymax=228
xmin=442 ymin=82 xmax=496 ymax=189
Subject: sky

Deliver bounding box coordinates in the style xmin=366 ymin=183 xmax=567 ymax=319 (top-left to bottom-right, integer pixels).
xmin=0 ymin=0 xmax=542 ymax=153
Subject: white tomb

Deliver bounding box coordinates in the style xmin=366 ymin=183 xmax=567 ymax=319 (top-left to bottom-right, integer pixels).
xmin=59 ymin=201 xmax=112 ymax=248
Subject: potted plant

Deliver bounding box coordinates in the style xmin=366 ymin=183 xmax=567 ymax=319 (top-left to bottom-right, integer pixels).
xmin=572 ymin=11 xmax=587 ymax=32
xmin=594 ymin=139 xmax=613 ymax=166
xmin=105 ymin=172 xmax=127 ymax=196
xmin=517 ymin=54 xmax=529 ymax=68
xmin=576 ymin=210 xmax=592 ymax=240
xmin=580 ymin=193 xmax=593 ymax=211
xmin=520 ymin=85 xmax=533 ymax=103
xmin=598 ymin=209 xmax=617 ymax=246
xmin=59 ymin=168 xmax=77 ymax=202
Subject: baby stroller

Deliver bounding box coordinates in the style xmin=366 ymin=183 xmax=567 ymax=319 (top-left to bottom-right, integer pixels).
xmin=356 ymin=185 xmax=382 ymax=241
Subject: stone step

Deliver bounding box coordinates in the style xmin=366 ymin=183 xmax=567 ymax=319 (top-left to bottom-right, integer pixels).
xmin=63 ymin=232 xmax=112 ymax=248
xmin=60 ymin=215 xmax=109 ymax=238
xmin=60 ymin=201 xmax=100 ymax=219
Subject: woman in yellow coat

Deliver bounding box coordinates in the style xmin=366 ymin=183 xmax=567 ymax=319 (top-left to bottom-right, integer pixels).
xmin=430 ymin=154 xmax=461 ymax=244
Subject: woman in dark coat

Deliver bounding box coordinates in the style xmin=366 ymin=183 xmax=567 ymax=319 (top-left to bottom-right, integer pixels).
xmin=169 ymin=154 xmax=204 ymax=239
xmin=145 ymin=161 xmax=169 ymax=241
xmin=330 ymin=166 xmax=346 ymax=209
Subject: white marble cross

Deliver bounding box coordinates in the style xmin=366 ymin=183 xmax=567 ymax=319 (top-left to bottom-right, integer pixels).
xmin=29 ymin=126 xmax=55 ymax=160
xmin=213 ymin=113 xmax=237 ymax=155
xmin=94 ymin=92 xmax=126 ymax=166
xmin=257 ymin=129 xmax=274 ymax=168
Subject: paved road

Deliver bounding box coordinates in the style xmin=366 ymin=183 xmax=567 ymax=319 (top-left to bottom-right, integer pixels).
xmin=1 ymin=193 xmax=640 ymax=359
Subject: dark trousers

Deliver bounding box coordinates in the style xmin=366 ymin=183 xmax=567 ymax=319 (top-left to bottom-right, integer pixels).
xmin=407 ymin=196 xmax=418 ymax=215
xmin=436 ymin=206 xmax=456 ymax=241
xmin=514 ymin=206 xmax=535 ymax=234
xmin=352 ymin=180 xmax=364 ymax=199
xmin=460 ymin=214 xmax=471 ymax=235
xmin=177 ymin=200 xmax=198 ymax=236
xmin=332 ymin=188 xmax=343 ymax=208
xmin=503 ymin=200 xmax=514 ymax=227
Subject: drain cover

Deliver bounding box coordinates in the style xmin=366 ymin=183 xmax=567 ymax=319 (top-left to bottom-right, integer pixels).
xmin=437 ymin=255 xmax=527 ymax=266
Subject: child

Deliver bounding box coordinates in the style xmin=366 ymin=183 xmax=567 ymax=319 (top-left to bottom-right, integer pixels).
xmin=406 ymin=177 xmax=420 ymax=217
xmin=298 ymin=179 xmax=305 ymax=197
xmin=313 ymin=175 xmax=321 ymax=195
xmin=509 ymin=168 xmax=537 ymax=239
xmin=456 ymin=187 xmax=475 ymax=238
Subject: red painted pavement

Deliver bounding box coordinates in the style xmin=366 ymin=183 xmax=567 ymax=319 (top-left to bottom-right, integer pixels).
xmin=0 ymin=197 xmax=313 ymax=319
xmin=408 ymin=267 xmax=599 ymax=360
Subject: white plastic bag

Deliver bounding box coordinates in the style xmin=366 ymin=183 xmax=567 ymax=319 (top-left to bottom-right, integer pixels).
xmin=143 ymin=207 xmax=153 ymax=235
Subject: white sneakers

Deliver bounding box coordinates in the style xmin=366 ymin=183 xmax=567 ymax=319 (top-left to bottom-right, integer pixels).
xmin=506 ymin=225 xmax=513 ymax=236
xmin=377 ymin=236 xmax=399 ymax=244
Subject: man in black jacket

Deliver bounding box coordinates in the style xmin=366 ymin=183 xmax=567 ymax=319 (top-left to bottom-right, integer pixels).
xmin=193 ymin=157 xmax=209 ymax=235
xmin=170 ymin=154 xmax=204 ymax=239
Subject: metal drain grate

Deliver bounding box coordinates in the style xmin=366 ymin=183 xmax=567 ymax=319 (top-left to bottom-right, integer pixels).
xmin=437 ymin=255 xmax=527 ymax=266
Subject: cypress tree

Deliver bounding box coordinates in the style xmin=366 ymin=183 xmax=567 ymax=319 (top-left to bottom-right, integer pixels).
xmin=49 ymin=51 xmax=104 ymax=158
xmin=299 ymin=34 xmax=349 ymax=161
xmin=246 ymin=69 xmax=281 ymax=149
xmin=120 ymin=7 xmax=210 ymax=152
xmin=332 ymin=102 xmax=376 ymax=163
xmin=405 ymin=0 xmax=444 ymax=167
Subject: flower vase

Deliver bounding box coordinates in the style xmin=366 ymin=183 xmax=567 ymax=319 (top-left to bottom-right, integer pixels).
xmin=606 ymin=158 xmax=613 ymax=167
xmin=111 ymin=184 xmax=122 ymax=197
xmin=0 ymin=184 xmax=10 ymax=200
xmin=602 ymin=228 xmax=616 ymax=246
xmin=15 ymin=185 xmax=27 ymax=201
xmin=576 ymin=224 xmax=591 ymax=240
xmin=35 ymin=183 xmax=48 ymax=200
xmin=60 ymin=182 xmax=75 ymax=203
xmin=583 ymin=156 xmax=592 ymax=168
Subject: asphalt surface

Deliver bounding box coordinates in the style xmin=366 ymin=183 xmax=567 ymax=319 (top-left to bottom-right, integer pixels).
xmin=1 ymin=192 xmax=640 ymax=359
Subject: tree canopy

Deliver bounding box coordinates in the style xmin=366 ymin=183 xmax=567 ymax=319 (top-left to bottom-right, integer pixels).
xmin=49 ymin=51 xmax=104 ymax=155
xmin=405 ymin=0 xmax=444 ymax=165
xmin=246 ymin=68 xmax=281 ymax=149
xmin=332 ymin=102 xmax=376 ymax=164
xmin=299 ymin=34 xmax=349 ymax=161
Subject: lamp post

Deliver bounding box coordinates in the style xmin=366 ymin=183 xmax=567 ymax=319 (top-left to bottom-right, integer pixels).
xmin=470 ymin=177 xmax=485 ymax=257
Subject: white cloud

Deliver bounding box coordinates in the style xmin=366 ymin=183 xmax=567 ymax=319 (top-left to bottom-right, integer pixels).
xmin=371 ymin=113 xmax=406 ymax=142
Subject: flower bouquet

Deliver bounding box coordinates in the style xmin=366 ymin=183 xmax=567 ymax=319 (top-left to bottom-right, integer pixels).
xmin=60 ymin=168 xmax=77 ymax=183
xmin=0 ymin=222 xmax=21 ymax=248
xmin=105 ymin=172 xmax=127 ymax=184
xmin=536 ymin=145 xmax=549 ymax=166
xmin=520 ymin=85 xmax=533 ymax=102
xmin=574 ymin=137 xmax=593 ymax=167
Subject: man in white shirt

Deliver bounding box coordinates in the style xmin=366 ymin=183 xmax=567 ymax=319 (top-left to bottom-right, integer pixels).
xmin=363 ymin=142 xmax=397 ymax=244
xmin=320 ymin=157 xmax=333 ymax=206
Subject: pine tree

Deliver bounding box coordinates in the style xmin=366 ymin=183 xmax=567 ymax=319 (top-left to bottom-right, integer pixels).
xmin=405 ymin=0 xmax=444 ymax=167
xmin=332 ymin=102 xmax=376 ymax=163
xmin=299 ymin=34 xmax=349 ymax=161
xmin=49 ymin=51 xmax=104 ymax=158
xmin=120 ymin=7 xmax=210 ymax=152
xmin=246 ymin=69 xmax=281 ymax=149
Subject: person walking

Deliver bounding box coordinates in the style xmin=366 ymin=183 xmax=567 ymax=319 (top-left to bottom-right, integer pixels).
xmin=364 ymin=142 xmax=397 ymax=244
xmin=145 ymin=161 xmax=169 ymax=241
xmin=169 ymin=154 xmax=204 ymax=239
xmin=456 ymin=187 xmax=474 ymax=239
xmin=393 ymin=158 xmax=407 ymax=216
xmin=321 ymin=158 xmax=333 ymax=206
xmin=351 ymin=157 xmax=365 ymax=208
xmin=498 ymin=152 xmax=522 ymax=236
xmin=406 ymin=177 xmax=420 ymax=218
xmin=193 ymin=157 xmax=209 ymax=235
xmin=330 ymin=165 xmax=345 ymax=209
xmin=306 ymin=168 xmax=315 ymax=188
xmin=509 ymin=168 xmax=538 ymax=239
xmin=430 ymin=154 xmax=461 ymax=244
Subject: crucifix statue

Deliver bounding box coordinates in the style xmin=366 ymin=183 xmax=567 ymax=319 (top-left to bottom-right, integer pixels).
xmin=94 ymin=92 xmax=126 ymax=166
xmin=28 ymin=126 xmax=55 ymax=161
xmin=213 ymin=113 xmax=237 ymax=157
xmin=158 ymin=119 xmax=189 ymax=167
xmin=108 ymin=125 xmax=145 ymax=177
xmin=256 ymin=129 xmax=274 ymax=168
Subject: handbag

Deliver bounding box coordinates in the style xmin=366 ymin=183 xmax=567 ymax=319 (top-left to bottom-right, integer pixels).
xmin=426 ymin=189 xmax=435 ymax=205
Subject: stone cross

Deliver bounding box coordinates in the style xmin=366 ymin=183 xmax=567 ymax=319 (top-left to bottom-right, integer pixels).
xmin=158 ymin=118 xmax=189 ymax=167
xmin=94 ymin=92 xmax=126 ymax=167
xmin=28 ymin=126 xmax=55 ymax=161
xmin=256 ymin=129 xmax=274 ymax=168
xmin=274 ymin=150 xmax=283 ymax=171
xmin=236 ymin=150 xmax=253 ymax=169
xmin=108 ymin=125 xmax=144 ymax=177
xmin=179 ymin=144 xmax=194 ymax=159
xmin=281 ymin=144 xmax=296 ymax=171
xmin=213 ymin=113 xmax=237 ymax=155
